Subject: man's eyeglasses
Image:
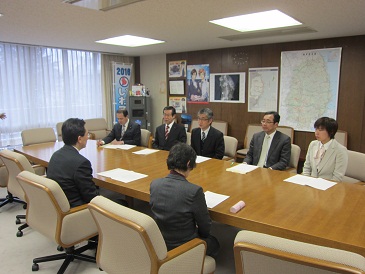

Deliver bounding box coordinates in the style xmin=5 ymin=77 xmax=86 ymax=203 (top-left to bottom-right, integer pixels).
xmin=261 ymin=120 xmax=274 ymax=124
xmin=197 ymin=117 xmax=209 ymax=121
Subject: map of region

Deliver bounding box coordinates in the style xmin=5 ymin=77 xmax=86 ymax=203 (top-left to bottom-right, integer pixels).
xmin=248 ymin=67 xmax=278 ymax=112
xmin=279 ymin=48 xmax=342 ymax=131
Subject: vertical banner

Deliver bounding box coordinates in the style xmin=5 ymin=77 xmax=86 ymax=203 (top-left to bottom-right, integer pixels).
xmin=113 ymin=63 xmax=133 ymax=115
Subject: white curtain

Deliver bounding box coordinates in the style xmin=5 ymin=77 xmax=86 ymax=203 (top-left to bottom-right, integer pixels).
xmin=0 ymin=43 xmax=102 ymax=146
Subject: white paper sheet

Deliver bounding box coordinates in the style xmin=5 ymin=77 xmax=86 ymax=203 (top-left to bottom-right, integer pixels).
xmin=204 ymin=191 xmax=229 ymax=209
xmin=226 ymin=164 xmax=259 ymax=174
xmin=132 ymin=148 xmax=159 ymax=155
xmin=97 ymin=168 xmax=148 ymax=183
xmin=284 ymin=174 xmax=337 ymax=190
xmin=103 ymin=144 xmax=136 ymax=150
xmin=196 ymin=156 xmax=211 ymax=163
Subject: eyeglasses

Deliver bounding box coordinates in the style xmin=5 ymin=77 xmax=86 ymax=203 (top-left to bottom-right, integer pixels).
xmin=261 ymin=120 xmax=274 ymax=124
xmin=197 ymin=117 xmax=209 ymax=121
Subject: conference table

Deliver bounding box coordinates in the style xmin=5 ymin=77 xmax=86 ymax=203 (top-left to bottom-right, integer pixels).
xmin=15 ymin=140 xmax=365 ymax=257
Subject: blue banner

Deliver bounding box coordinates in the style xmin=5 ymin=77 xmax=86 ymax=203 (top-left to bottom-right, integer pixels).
xmin=114 ymin=63 xmax=132 ymax=113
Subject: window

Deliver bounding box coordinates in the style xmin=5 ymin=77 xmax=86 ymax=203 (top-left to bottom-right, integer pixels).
xmin=0 ymin=43 xmax=102 ymax=146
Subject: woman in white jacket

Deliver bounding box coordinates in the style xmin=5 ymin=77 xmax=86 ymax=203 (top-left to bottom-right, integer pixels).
xmin=302 ymin=117 xmax=348 ymax=182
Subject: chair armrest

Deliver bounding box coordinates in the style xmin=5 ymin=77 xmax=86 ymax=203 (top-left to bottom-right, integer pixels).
xmin=163 ymin=238 xmax=206 ymax=262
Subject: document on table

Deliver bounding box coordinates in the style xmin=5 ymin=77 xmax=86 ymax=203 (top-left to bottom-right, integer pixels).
xmin=97 ymin=168 xmax=148 ymax=183
xmin=103 ymin=144 xmax=136 ymax=150
xmin=284 ymin=174 xmax=337 ymax=190
xmin=133 ymin=148 xmax=159 ymax=155
xmin=204 ymin=191 xmax=229 ymax=209
xmin=226 ymin=164 xmax=259 ymax=174
xmin=196 ymin=156 xmax=211 ymax=163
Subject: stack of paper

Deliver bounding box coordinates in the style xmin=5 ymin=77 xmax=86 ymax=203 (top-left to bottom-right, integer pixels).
xmin=226 ymin=164 xmax=259 ymax=174
xmin=196 ymin=156 xmax=211 ymax=163
xmin=133 ymin=149 xmax=159 ymax=155
xmin=284 ymin=174 xmax=336 ymax=190
xmin=97 ymin=168 xmax=147 ymax=183
xmin=204 ymin=191 xmax=229 ymax=209
xmin=103 ymin=144 xmax=136 ymax=150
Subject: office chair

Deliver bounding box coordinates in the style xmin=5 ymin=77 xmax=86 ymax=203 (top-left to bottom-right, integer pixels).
xmin=286 ymin=144 xmax=301 ymax=173
xmin=0 ymin=149 xmax=45 ymax=237
xmin=140 ymin=129 xmax=152 ymax=148
xmin=223 ymin=135 xmax=238 ymax=161
xmin=343 ymin=150 xmax=365 ymax=183
xmin=88 ymin=196 xmax=216 ymax=274
xmin=21 ymin=127 xmax=57 ymax=146
xmin=234 ymin=230 xmax=365 ymax=274
xmin=236 ymin=124 xmax=262 ymax=161
xmin=85 ymin=118 xmax=111 ymax=140
xmin=17 ymin=171 xmax=98 ymax=274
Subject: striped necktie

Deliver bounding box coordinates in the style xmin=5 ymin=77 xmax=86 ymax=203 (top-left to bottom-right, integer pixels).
xmin=121 ymin=125 xmax=126 ymax=140
xmin=165 ymin=125 xmax=169 ymax=140
xmin=202 ymin=131 xmax=206 ymax=142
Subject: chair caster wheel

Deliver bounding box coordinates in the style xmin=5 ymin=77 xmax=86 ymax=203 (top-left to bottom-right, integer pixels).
xmin=32 ymin=263 xmax=39 ymax=271
xmin=23 ymin=204 xmax=27 ymax=209
xmin=16 ymin=230 xmax=23 ymax=237
xmin=16 ymin=218 xmax=21 ymax=225
xmin=57 ymin=245 xmax=64 ymax=252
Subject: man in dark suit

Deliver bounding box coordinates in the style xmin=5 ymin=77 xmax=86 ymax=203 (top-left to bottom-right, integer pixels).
xmin=153 ymin=106 xmax=186 ymax=150
xmin=97 ymin=109 xmax=141 ymax=146
xmin=243 ymin=111 xmax=291 ymax=170
xmin=191 ymin=108 xmax=224 ymax=159
xmin=47 ymin=118 xmax=99 ymax=207
xmin=150 ymin=143 xmax=220 ymax=257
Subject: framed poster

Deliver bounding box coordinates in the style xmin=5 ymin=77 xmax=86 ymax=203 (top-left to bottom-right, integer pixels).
xmin=169 ymin=80 xmax=185 ymax=95
xmin=209 ymin=73 xmax=245 ymax=103
xmin=169 ymin=60 xmax=187 ymax=78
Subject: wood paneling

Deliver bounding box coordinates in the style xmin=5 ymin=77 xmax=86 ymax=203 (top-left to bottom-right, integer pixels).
xmin=166 ymin=35 xmax=365 ymax=153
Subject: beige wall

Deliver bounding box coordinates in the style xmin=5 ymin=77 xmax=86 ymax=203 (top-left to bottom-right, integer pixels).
xmin=140 ymin=54 xmax=167 ymax=137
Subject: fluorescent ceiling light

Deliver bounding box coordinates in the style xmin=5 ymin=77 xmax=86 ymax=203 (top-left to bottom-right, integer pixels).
xmin=63 ymin=0 xmax=144 ymax=11
xmin=210 ymin=10 xmax=302 ymax=32
xmin=96 ymin=35 xmax=165 ymax=47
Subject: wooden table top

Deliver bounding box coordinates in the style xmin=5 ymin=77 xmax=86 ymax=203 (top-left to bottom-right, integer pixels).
xmin=15 ymin=140 xmax=365 ymax=257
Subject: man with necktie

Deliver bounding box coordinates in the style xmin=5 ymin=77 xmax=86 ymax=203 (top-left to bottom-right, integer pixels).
xmin=190 ymin=108 xmax=224 ymax=159
xmin=243 ymin=111 xmax=291 ymax=170
xmin=153 ymin=106 xmax=186 ymax=151
xmin=97 ymin=109 xmax=141 ymax=146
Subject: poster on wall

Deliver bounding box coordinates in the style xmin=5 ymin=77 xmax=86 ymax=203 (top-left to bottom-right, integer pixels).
xmin=113 ymin=63 xmax=133 ymax=119
xmin=169 ymin=97 xmax=187 ymax=114
xmin=186 ymin=64 xmax=210 ymax=104
xmin=279 ymin=48 xmax=341 ymax=131
xmin=248 ymin=67 xmax=278 ymax=112
xmin=209 ymin=73 xmax=245 ymax=103
xmin=169 ymin=60 xmax=187 ymax=78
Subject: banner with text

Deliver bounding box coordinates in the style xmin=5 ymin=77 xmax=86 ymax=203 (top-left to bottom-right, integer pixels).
xmin=114 ymin=63 xmax=133 ymax=115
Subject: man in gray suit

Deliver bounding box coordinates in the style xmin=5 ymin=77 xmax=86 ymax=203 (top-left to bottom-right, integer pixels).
xmin=244 ymin=111 xmax=291 ymax=170
xmin=150 ymin=143 xmax=220 ymax=257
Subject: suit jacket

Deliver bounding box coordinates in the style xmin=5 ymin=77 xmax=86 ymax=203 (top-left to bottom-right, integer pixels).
xmin=152 ymin=123 xmax=187 ymax=151
xmin=302 ymin=139 xmax=348 ymax=182
xmin=243 ymin=131 xmax=291 ymax=170
xmin=191 ymin=126 xmax=225 ymax=159
xmin=150 ymin=173 xmax=212 ymax=250
xmin=47 ymin=145 xmax=99 ymax=208
xmin=102 ymin=121 xmax=141 ymax=146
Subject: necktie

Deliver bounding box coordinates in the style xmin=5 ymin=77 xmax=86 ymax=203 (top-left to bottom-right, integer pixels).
xmin=315 ymin=144 xmax=325 ymax=167
xmin=202 ymin=131 xmax=206 ymax=142
xmin=165 ymin=125 xmax=169 ymax=140
xmin=257 ymin=135 xmax=270 ymax=167
xmin=121 ymin=125 xmax=126 ymax=140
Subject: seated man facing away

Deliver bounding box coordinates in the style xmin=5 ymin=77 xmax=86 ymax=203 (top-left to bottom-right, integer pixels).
xmin=97 ymin=109 xmax=141 ymax=146
xmin=150 ymin=143 xmax=220 ymax=257
xmin=243 ymin=111 xmax=291 ymax=170
xmin=153 ymin=106 xmax=187 ymax=151
xmin=48 ymin=118 xmax=128 ymax=207
xmin=47 ymin=118 xmax=99 ymax=207
xmin=190 ymin=108 xmax=224 ymax=159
